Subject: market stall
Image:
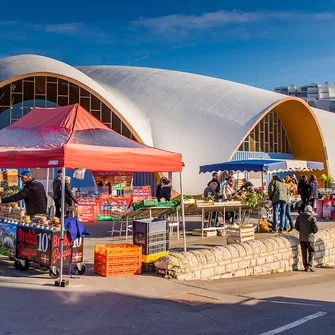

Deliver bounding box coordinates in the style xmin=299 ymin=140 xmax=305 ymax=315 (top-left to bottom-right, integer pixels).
xmin=0 ymin=104 xmax=184 ymax=286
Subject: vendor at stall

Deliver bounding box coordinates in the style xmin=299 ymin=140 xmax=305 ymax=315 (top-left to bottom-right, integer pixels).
xmin=159 ymin=178 xmax=172 ymax=201
xmin=98 ymin=178 xmax=112 ymax=195
xmin=207 ymin=172 xmax=220 ymax=193
xmin=238 ymin=178 xmax=254 ymax=193
xmin=204 ymin=182 xmax=218 ymax=201
xmin=222 ymin=178 xmax=237 ymax=200
xmin=0 ymin=171 xmax=47 ymax=217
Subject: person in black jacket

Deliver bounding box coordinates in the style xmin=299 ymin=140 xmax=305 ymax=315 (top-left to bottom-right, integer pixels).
xmin=159 ymin=178 xmax=172 ymax=201
xmin=207 ymin=172 xmax=220 ymax=193
xmin=1 ymin=171 xmax=47 ymax=217
xmin=298 ymin=175 xmax=311 ymax=214
xmin=295 ymin=205 xmax=319 ymax=272
xmin=64 ymin=176 xmax=78 ymax=218
xmin=52 ymin=169 xmax=62 ymax=217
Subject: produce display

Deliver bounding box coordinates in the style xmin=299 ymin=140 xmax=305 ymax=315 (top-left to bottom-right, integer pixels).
xmin=0 ymin=203 xmax=61 ymax=230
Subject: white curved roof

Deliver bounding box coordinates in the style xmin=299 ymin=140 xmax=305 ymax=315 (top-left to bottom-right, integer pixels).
xmin=1 ymin=54 xmax=335 ymax=194
xmin=0 ymin=55 xmax=153 ymax=146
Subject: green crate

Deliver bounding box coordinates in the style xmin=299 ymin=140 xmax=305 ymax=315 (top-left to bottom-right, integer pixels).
xmin=157 ymin=201 xmax=175 ymax=207
xmin=133 ymin=199 xmax=158 ymax=210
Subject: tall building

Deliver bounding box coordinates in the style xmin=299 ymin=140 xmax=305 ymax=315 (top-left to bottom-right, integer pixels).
xmin=274 ymin=83 xmax=335 ymax=112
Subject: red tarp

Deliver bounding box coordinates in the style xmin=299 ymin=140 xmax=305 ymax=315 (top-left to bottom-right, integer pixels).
xmin=0 ymin=104 xmax=183 ymax=172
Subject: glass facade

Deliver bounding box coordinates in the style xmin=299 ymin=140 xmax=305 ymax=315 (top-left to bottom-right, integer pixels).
xmin=0 ymin=76 xmax=134 ymax=139
xmin=238 ymin=109 xmax=291 ymax=154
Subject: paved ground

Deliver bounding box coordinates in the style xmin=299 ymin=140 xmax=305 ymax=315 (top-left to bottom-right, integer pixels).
xmin=1 ymin=216 xmax=335 ymax=335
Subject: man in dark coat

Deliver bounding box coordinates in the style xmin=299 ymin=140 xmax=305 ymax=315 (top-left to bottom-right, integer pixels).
xmin=1 ymin=171 xmax=47 ymax=216
xmin=295 ymin=205 xmax=319 ymax=272
xmin=207 ymin=172 xmax=220 ymax=194
xmin=52 ymin=169 xmax=62 ymax=217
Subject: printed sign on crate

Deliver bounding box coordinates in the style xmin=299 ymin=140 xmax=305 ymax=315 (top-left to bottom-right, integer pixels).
xmin=98 ymin=198 xmax=132 ymax=220
xmin=77 ymin=197 xmax=99 ymax=222
xmin=132 ymin=186 xmax=152 ymax=203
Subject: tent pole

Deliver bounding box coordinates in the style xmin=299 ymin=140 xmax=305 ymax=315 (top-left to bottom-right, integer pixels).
xmin=179 ymin=172 xmax=187 ymax=252
xmin=46 ymin=168 xmax=49 ymax=197
xmin=57 ymin=167 xmax=66 ymax=286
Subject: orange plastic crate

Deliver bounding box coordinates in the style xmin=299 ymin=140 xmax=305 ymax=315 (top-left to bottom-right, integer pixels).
xmin=94 ymin=244 xmax=142 ymax=277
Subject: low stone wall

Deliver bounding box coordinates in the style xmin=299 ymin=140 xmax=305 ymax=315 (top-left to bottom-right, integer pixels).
xmin=155 ymin=228 xmax=335 ymax=280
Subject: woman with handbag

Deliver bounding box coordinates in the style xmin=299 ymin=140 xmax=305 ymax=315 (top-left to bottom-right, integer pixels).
xmin=64 ymin=176 xmax=78 ymax=218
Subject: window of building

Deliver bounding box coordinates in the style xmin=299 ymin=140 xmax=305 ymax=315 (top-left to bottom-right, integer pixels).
xmin=0 ymin=76 xmax=138 ymax=142
xmin=238 ymin=109 xmax=291 ymax=154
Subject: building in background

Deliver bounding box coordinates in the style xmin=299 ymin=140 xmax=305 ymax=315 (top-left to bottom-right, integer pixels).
xmin=1 ymin=55 xmax=335 ymax=194
xmin=274 ymin=83 xmax=335 ymax=112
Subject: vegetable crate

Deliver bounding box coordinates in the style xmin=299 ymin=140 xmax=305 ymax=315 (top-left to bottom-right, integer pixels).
xmin=226 ymin=225 xmax=255 ymax=244
xmin=94 ymin=244 xmax=142 ymax=277
xmin=157 ymin=201 xmax=175 ymax=207
xmin=133 ymin=199 xmax=158 ymax=211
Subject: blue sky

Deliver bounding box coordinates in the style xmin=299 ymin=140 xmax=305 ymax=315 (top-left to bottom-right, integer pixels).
xmin=1 ymin=0 xmax=335 ymax=90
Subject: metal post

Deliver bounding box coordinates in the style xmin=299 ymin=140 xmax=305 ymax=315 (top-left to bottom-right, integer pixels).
xmin=179 ymin=172 xmax=187 ymax=252
xmin=46 ymin=168 xmax=50 ymax=197
xmin=57 ymin=167 xmax=66 ymax=286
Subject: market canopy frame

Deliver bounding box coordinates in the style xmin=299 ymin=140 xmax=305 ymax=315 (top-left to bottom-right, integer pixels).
xmin=199 ymin=159 xmax=324 ymax=174
xmin=0 ymin=104 xmax=186 ymax=286
xmin=0 ymin=104 xmax=183 ymax=172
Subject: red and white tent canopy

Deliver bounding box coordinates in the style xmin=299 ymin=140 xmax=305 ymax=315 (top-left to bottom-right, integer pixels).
xmin=0 ymin=104 xmax=183 ymax=172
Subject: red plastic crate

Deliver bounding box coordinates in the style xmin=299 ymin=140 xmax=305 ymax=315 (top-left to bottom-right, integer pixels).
xmin=94 ymin=244 xmax=142 ymax=277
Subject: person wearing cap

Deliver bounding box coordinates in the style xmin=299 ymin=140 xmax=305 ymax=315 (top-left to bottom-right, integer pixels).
xmin=295 ymin=205 xmax=319 ymax=272
xmin=52 ymin=169 xmax=62 ymax=217
xmin=0 ymin=171 xmax=47 ymax=217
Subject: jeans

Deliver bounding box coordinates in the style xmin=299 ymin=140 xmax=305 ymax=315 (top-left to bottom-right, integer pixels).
xmin=300 ymin=241 xmax=315 ymax=269
xmin=285 ymin=204 xmax=294 ymax=230
xmin=273 ymin=201 xmax=286 ymax=231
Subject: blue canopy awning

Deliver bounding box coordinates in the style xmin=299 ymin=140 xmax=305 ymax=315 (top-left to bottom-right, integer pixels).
xmin=199 ymin=159 xmax=324 ymax=174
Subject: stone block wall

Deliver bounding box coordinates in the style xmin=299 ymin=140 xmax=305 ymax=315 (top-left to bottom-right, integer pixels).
xmin=155 ymin=228 xmax=335 ymax=280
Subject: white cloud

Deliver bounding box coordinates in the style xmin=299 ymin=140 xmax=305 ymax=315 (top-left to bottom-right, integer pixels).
xmin=42 ymin=23 xmax=83 ymax=34
xmin=133 ymin=10 xmax=335 ymax=35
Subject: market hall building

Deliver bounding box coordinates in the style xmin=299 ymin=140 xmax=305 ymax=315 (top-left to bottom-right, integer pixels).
xmin=0 ymin=54 xmax=334 ymax=195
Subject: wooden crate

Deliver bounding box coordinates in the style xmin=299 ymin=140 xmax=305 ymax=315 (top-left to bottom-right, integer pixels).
xmin=192 ymin=229 xmax=217 ymax=237
xmin=226 ymin=225 xmax=255 ymax=244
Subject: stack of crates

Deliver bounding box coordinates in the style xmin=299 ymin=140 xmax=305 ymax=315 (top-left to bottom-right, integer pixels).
xmin=94 ymin=244 xmax=142 ymax=277
xmin=133 ymin=218 xmax=169 ymax=273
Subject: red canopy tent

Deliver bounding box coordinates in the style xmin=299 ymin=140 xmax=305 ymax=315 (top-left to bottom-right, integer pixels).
xmin=0 ymin=104 xmax=182 ymax=172
xmin=0 ymin=104 xmax=186 ymax=286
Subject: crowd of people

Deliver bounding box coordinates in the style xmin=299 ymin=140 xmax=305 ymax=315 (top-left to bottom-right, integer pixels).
xmin=268 ymin=174 xmax=319 ymax=233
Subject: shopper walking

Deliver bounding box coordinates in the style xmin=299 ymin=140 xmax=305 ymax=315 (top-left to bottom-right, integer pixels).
xmin=295 ymin=205 xmax=319 ymax=272
xmin=298 ymin=175 xmax=311 ymax=214
xmin=64 ymin=176 xmax=78 ymax=218
xmin=268 ymin=175 xmax=288 ymax=233
xmin=285 ymin=175 xmax=295 ymax=231
xmin=309 ymin=174 xmax=319 ymax=210
xmin=52 ymin=169 xmax=62 ymax=218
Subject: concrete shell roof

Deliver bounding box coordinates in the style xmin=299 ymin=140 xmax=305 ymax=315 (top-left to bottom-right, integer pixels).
xmin=1 ymin=54 xmax=335 ymax=193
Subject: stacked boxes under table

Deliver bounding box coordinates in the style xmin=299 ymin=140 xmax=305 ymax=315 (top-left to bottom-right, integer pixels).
xmin=133 ymin=218 xmax=169 ymax=273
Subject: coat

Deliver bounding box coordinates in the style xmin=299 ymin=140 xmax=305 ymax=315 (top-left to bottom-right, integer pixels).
xmin=207 ymin=178 xmax=220 ymax=193
xmin=222 ymin=182 xmax=235 ymax=201
xmin=52 ymin=176 xmax=62 ymax=200
xmin=295 ymin=212 xmax=319 ymax=242
xmin=268 ymin=176 xmax=288 ymax=204
xmin=65 ymin=182 xmax=78 ymax=212
xmin=204 ymin=186 xmax=218 ymax=201
xmin=2 ymin=179 xmax=47 ymax=216
xmin=298 ymin=180 xmax=311 ymax=200
xmin=159 ymin=185 xmax=172 ymax=201
xmin=310 ymin=180 xmax=319 ymax=199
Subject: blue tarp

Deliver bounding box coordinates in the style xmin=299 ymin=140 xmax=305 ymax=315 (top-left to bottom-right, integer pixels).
xmin=199 ymin=159 xmax=324 ymax=174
